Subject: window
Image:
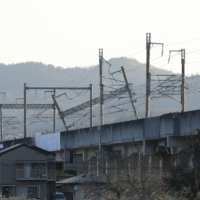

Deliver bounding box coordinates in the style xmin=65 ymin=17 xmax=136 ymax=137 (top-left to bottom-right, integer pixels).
xmin=17 ymin=187 xmax=27 ymax=198
xmin=70 ymin=151 xmax=74 ymax=163
xmin=17 ymin=186 xmax=38 ymax=198
xmin=23 ymin=163 xmax=46 ymax=178
xmin=2 ymin=186 xmax=16 ymax=198
xmin=27 ymin=187 xmax=37 ymax=198
xmin=24 ymin=164 xmax=31 ymax=178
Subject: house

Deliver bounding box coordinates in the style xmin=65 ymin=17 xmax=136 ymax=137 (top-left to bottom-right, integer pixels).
xmin=0 ymin=143 xmax=56 ymax=200
xmin=1 ymin=133 xmax=73 ymax=185
xmin=57 ymin=174 xmax=105 ymax=200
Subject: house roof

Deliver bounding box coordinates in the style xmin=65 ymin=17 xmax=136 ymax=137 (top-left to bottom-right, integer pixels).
xmin=0 ymin=143 xmax=56 ymax=156
xmin=57 ymin=174 xmax=106 ymax=184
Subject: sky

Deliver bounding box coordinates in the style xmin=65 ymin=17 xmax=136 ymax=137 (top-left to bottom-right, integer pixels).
xmin=0 ymin=0 xmax=200 ymax=74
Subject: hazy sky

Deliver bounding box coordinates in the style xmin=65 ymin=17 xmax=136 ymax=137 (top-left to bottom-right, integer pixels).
xmin=0 ymin=0 xmax=200 ymax=74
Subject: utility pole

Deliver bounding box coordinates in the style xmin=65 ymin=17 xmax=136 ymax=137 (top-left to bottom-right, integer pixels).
xmin=53 ymin=89 xmax=56 ymax=132
xmin=168 ymin=49 xmax=186 ymax=112
xmin=0 ymin=93 xmax=5 ymax=143
xmin=99 ymin=48 xmax=103 ymax=156
xmin=90 ymin=84 xmax=93 ymax=128
xmin=24 ymin=83 xmax=28 ymax=138
xmin=121 ymin=66 xmax=139 ymax=119
xmin=0 ymin=105 xmax=2 ymax=143
xmin=146 ymin=33 xmax=164 ymax=118
xmin=181 ymin=49 xmax=186 ymax=112
xmin=99 ymin=49 xmax=104 ymax=127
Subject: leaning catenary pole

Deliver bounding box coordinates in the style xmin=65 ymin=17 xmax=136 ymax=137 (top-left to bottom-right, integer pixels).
xmin=121 ymin=66 xmax=139 ymax=119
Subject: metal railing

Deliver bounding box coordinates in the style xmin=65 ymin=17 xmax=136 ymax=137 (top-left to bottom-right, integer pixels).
xmin=64 ymin=161 xmax=97 ymax=171
xmin=16 ymin=169 xmax=56 ymax=180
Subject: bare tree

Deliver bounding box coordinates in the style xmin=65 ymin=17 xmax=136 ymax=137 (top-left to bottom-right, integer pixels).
xmin=163 ymin=129 xmax=200 ymax=199
xmin=84 ymin=155 xmax=163 ymax=200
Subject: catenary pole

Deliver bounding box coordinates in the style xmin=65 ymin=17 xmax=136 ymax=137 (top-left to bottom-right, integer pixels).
xmin=24 ymin=83 xmax=28 ymax=138
xmin=53 ymin=89 xmax=56 ymax=132
xmin=146 ymin=33 xmax=164 ymax=118
xmin=168 ymin=49 xmax=186 ymax=112
xmin=90 ymin=84 xmax=93 ymax=128
xmin=99 ymin=49 xmax=104 ymax=127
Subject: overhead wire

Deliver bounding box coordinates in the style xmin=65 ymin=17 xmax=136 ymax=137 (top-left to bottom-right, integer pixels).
xmin=5 ymin=29 xmax=200 ymax=132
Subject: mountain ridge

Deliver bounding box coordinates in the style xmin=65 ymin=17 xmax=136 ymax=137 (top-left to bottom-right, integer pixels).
xmin=0 ymin=57 xmax=199 ymax=138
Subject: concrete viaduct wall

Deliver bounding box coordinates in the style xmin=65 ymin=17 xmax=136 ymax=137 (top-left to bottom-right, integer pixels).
xmin=61 ymin=109 xmax=200 ymax=150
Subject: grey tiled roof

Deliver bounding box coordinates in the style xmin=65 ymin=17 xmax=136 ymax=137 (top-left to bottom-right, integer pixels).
xmin=57 ymin=174 xmax=106 ymax=184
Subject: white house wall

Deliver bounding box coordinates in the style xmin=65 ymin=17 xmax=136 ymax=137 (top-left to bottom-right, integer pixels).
xmin=35 ymin=132 xmax=61 ymax=151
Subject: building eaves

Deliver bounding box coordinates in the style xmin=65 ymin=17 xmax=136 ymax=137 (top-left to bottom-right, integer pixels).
xmin=0 ymin=143 xmax=55 ymax=156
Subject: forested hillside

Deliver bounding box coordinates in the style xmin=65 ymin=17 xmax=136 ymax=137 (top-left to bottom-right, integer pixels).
xmin=0 ymin=57 xmax=200 ymax=138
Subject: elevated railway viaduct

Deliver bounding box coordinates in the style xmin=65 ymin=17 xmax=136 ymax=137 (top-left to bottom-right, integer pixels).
xmin=2 ymin=109 xmax=199 ymax=177
xmin=61 ymin=109 xmax=200 ymax=175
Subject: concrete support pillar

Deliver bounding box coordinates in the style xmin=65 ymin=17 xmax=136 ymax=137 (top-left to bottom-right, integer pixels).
xmin=138 ymin=146 xmax=141 ymax=180
xmin=115 ymin=158 xmax=118 ymax=179
xmin=177 ymin=154 xmax=180 ymax=164
xmin=174 ymin=158 xmax=177 ymax=166
xmin=106 ymin=159 xmax=108 ymax=175
xmin=159 ymin=157 xmax=163 ymax=177
xmin=171 ymin=157 xmax=178 ymax=167
xmin=128 ymin=158 xmax=131 ymax=175
xmin=148 ymin=155 xmax=152 ymax=173
xmin=82 ymin=149 xmax=85 ymax=161
xmin=97 ymin=158 xmax=99 ymax=176
xmin=122 ymin=145 xmax=125 ymax=157
xmin=88 ymin=160 xmax=91 ymax=174
xmin=138 ymin=146 xmax=141 ymax=168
